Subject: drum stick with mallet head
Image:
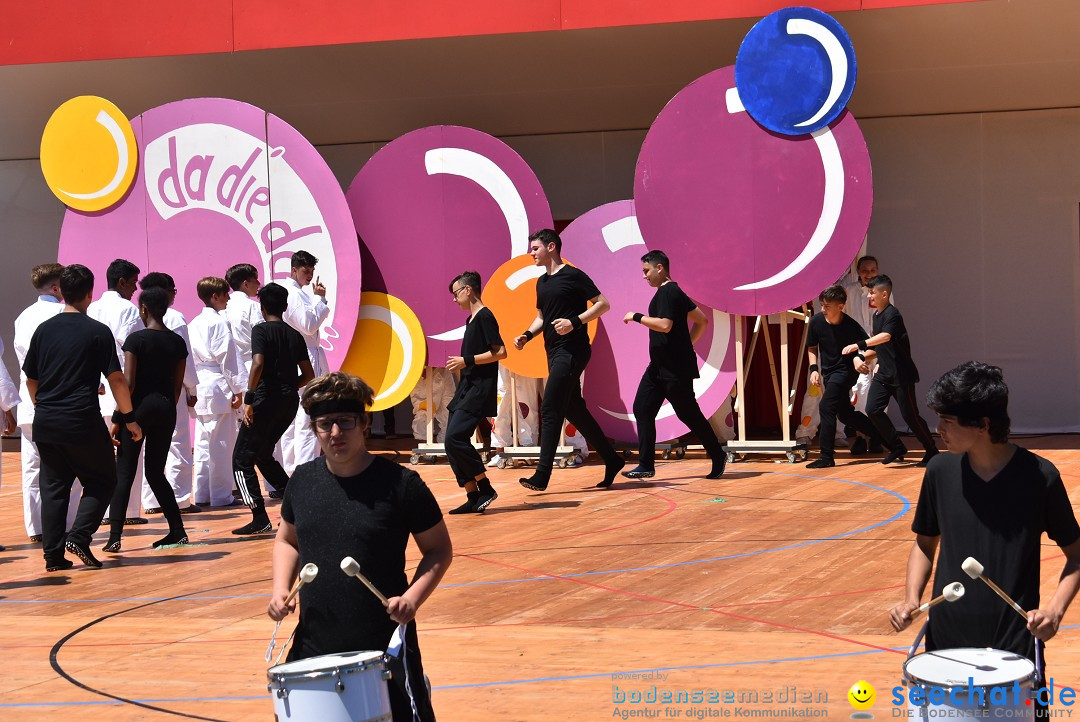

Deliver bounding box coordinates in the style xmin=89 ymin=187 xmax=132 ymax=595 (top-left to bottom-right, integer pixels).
xmin=910 ymin=582 xmax=965 ymax=620
xmin=340 ymin=556 xmax=389 ymax=607
xmin=962 ymin=556 xmax=1029 ymax=622
xmin=285 ymin=563 xmax=319 ymax=605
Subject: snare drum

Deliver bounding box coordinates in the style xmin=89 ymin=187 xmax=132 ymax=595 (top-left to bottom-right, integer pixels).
xmin=902 ymin=648 xmax=1035 ymax=720
xmin=268 ymin=650 xmax=393 ymax=721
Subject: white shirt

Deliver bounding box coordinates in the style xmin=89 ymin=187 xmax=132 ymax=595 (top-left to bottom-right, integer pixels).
xmin=0 ymin=338 xmax=21 ymax=415
xmin=224 ymin=290 xmax=264 ymax=372
xmin=88 ymin=290 xmax=144 ymax=415
xmin=13 ymin=295 xmax=64 ymax=425
xmin=281 ymin=277 xmax=330 ymax=378
xmin=188 ymin=307 xmax=244 ymax=415
xmin=164 ymin=307 xmax=198 ymax=399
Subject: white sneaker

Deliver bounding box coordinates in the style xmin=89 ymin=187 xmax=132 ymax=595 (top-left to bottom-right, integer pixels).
xmin=486 ymin=454 xmax=502 ymax=468
xmin=566 ymin=454 xmax=584 ymax=468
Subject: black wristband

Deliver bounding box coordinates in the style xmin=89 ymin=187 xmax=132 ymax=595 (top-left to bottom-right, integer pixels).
xmin=855 ymin=352 xmax=866 ymax=361
xmin=244 ymin=390 xmax=256 ymax=405
xmin=522 ymin=330 xmax=534 ymax=341
xmin=464 ymin=355 xmax=475 ymax=367
xmin=570 ymin=316 xmax=583 ymax=329
xmin=808 ymin=364 xmax=819 ymax=373
xmin=857 ymin=339 xmax=867 ymax=351
xmin=633 ymin=313 xmax=644 ymax=324
xmin=111 ymin=409 xmax=133 ymax=424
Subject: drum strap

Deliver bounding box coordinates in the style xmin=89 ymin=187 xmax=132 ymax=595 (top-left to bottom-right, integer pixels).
xmin=387 ymin=622 xmax=422 ymax=722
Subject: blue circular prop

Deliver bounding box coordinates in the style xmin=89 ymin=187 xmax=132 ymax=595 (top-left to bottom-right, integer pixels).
xmin=735 ymin=6 xmax=857 ymax=136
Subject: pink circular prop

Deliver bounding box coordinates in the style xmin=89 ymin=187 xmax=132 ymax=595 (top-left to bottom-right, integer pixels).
xmin=56 ymin=97 xmax=361 ymax=372
xmin=634 ymin=66 xmax=873 ymax=317
xmin=563 ymin=201 xmax=736 ymax=444
xmin=346 ymin=126 xmax=553 ymax=365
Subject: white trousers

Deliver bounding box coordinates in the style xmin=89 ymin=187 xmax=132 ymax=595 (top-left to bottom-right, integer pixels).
xmin=142 ymin=398 xmax=194 ymax=508
xmin=20 ymin=424 xmax=81 ymax=537
xmin=193 ymin=413 xmax=238 ymax=506
xmin=492 ymin=368 xmax=539 ymax=447
xmin=410 ymin=369 xmax=454 ymax=443
xmin=280 ymin=403 xmax=318 ymax=477
xmin=796 ymin=364 xmax=875 ymax=442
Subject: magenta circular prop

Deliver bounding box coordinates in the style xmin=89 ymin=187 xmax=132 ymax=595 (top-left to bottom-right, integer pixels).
xmin=562 ymin=201 xmax=736 ymax=444
xmin=56 ymin=97 xmax=362 ymax=372
xmin=346 ymin=126 xmax=553 ymax=365
xmin=634 ymin=66 xmax=873 ymax=317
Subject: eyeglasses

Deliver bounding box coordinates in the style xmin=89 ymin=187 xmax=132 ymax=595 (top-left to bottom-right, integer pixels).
xmin=451 ymin=287 xmax=467 ymax=299
xmin=312 ymin=415 xmax=361 ymax=433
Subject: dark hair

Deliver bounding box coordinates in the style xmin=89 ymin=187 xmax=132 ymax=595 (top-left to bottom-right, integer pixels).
xmin=867 ymin=274 xmax=892 ymax=292
xmin=105 ymin=258 xmax=139 ymax=290
xmin=137 ymin=286 xmax=170 ymax=322
xmin=60 ymin=264 xmax=94 ymax=303
xmin=857 ymin=255 xmax=878 ymax=270
xmin=449 ymin=270 xmax=482 ymax=297
xmin=926 ymin=361 xmax=1011 ymax=443
xmin=301 ymin=372 xmax=375 ymax=426
xmin=225 ymin=263 xmax=259 ymax=291
xmin=641 ymin=250 xmax=670 ymax=270
xmin=528 ymin=229 xmax=561 ymax=253
xmin=258 ymin=282 xmax=289 ymax=316
xmin=196 ymin=277 xmax=229 ymax=304
xmin=139 ymin=271 xmax=176 ymax=292
xmin=818 ymin=284 xmax=847 ymax=304
xmin=291 ymin=251 xmax=318 ymax=269
xmin=31 ymin=263 xmax=64 ymax=290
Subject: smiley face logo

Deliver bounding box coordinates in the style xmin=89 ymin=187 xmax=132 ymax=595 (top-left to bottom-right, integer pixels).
xmin=847 ymin=680 xmax=875 ymax=711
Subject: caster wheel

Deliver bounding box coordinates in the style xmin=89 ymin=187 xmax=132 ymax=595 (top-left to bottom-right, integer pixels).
xmin=557 ymin=458 xmax=568 ymax=468
xmin=674 ymin=447 xmax=686 ymax=459
xmin=623 ymin=450 xmax=631 ymax=460
xmin=409 ymin=454 xmax=420 ymax=464
xmin=496 ymin=457 xmax=509 ymax=469
xmin=424 ymin=455 xmax=437 ymax=463
xmin=662 ymin=449 xmax=671 ymax=460
xmin=726 ymin=452 xmax=736 ymax=464
xmin=786 ymin=451 xmax=797 ymax=463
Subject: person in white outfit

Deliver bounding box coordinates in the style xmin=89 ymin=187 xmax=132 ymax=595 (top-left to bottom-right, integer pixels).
xmin=13 ymin=263 xmax=76 ymax=542
xmin=0 ymin=336 xmax=20 ymax=551
xmin=188 ymin=277 xmax=245 ymax=507
xmin=137 ymin=272 xmax=200 ymax=514
xmin=279 ymin=251 xmax=330 ymax=475
xmin=87 ymin=258 xmax=146 ymax=524
xmin=486 ymin=368 xmax=540 ymax=467
xmin=224 ymin=264 xmax=269 ymax=493
xmin=409 ymin=368 xmax=454 ymax=443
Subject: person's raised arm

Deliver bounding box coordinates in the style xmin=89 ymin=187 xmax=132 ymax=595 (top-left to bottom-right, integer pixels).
xmin=386 ymin=520 xmax=453 ymax=625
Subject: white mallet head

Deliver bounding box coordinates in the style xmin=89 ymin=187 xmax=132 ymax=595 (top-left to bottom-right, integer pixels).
xmin=299 ymin=563 xmax=318 ymax=584
xmin=943 ymin=582 xmax=965 ymax=603
xmin=340 ymin=556 xmax=360 ymax=577
xmin=961 ymin=557 xmax=984 ymax=579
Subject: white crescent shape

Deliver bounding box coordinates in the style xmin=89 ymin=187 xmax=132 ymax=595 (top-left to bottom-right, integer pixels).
xmin=601 ymin=215 xmax=646 ymax=253
xmin=599 ymin=309 xmax=730 ymax=423
xmin=787 ymin=18 xmax=848 ymax=129
xmin=57 ymin=110 xmax=131 ymax=200
xmin=506 ymin=264 xmax=546 ymax=291
xmin=424 ymin=147 xmax=530 ymax=257
xmin=359 ymin=302 xmax=416 ymax=402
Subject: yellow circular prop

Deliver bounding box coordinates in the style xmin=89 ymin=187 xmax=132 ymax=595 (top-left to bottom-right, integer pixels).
xmin=40 ymin=96 xmax=138 ymax=212
xmin=484 ymin=255 xmax=597 ymax=379
xmin=341 ymin=292 xmax=427 ymax=412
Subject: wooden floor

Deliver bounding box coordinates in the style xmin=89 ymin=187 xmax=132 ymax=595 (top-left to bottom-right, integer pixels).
xmin=2 ymin=436 xmax=1080 ymax=721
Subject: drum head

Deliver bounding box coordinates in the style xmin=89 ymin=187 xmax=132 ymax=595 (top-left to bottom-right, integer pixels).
xmin=904 ymin=648 xmax=1034 ymax=688
xmin=270 ymin=650 xmax=384 ymax=676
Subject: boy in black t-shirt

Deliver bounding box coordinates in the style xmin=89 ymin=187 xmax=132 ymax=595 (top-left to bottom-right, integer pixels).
xmin=22 ymin=264 xmax=143 ymax=572
xmin=268 ymin=372 xmax=450 ymax=722
xmin=513 ymin=229 xmax=625 ymax=491
xmin=621 ymin=251 xmax=726 ymax=481
xmin=444 ymin=271 xmax=506 ymax=514
xmin=804 ymin=284 xmax=880 ymax=468
xmin=232 ymin=283 xmax=314 ymax=535
xmin=890 ymin=361 xmax=1080 ymax=686
xmin=842 ymin=274 xmax=939 ymax=466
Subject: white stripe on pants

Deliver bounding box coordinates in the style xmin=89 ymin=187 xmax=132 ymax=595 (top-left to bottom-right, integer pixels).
xmin=20 ymin=424 xmax=81 ymax=537
xmin=193 ymin=413 xmax=237 ymax=506
xmin=279 ymin=403 xmax=317 ymax=476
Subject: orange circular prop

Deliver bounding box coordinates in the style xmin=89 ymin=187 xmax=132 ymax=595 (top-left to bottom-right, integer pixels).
xmin=340 ymin=292 xmax=427 ymax=412
xmin=483 ymin=255 xmax=596 ymax=379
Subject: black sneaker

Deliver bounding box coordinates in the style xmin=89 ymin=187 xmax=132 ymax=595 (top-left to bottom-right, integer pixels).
xmin=806 ymin=458 xmax=835 ymax=469
xmin=65 ymin=539 xmax=103 ymax=568
xmin=849 ymin=437 xmax=867 ymax=456
xmin=268 ymin=490 xmax=284 ymax=500
xmin=474 ymin=485 xmax=498 ymax=512
xmin=882 ymin=443 xmax=908 ymax=465
xmin=868 ymin=440 xmax=884 ymax=454
xmin=915 ymin=450 xmax=939 ymax=468
xmin=29 ymin=534 xmax=42 ymax=543
xmin=449 ymin=492 xmax=481 ymax=515
xmin=621 ymin=466 xmax=655 ymax=479
xmin=519 ymin=474 xmax=550 ymax=492
xmin=143 ymin=507 xmax=163 ymax=515
xmin=179 ymin=504 xmax=203 ymax=514
xmin=123 ymin=517 xmax=149 ymax=526
xmin=45 ymin=559 xmax=74 ymax=573
xmin=232 ymin=518 xmax=273 ymax=535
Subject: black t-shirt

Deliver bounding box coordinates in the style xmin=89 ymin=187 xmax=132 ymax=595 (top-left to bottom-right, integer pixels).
xmin=806 ymin=312 xmax=867 ymax=379
xmin=912 ymin=448 xmax=1080 ymax=660
xmin=449 ymin=306 xmax=503 ymax=416
xmin=871 ymin=303 xmax=919 ymax=384
xmin=648 ymin=282 xmax=699 ymax=380
xmin=280 ymin=456 xmax=444 ymax=658
xmin=535 ymin=265 xmax=600 ymax=356
xmin=23 ymin=312 xmax=121 ymax=444
xmin=251 ymin=320 xmax=308 ymax=399
xmin=122 ymin=328 xmax=188 ymax=407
